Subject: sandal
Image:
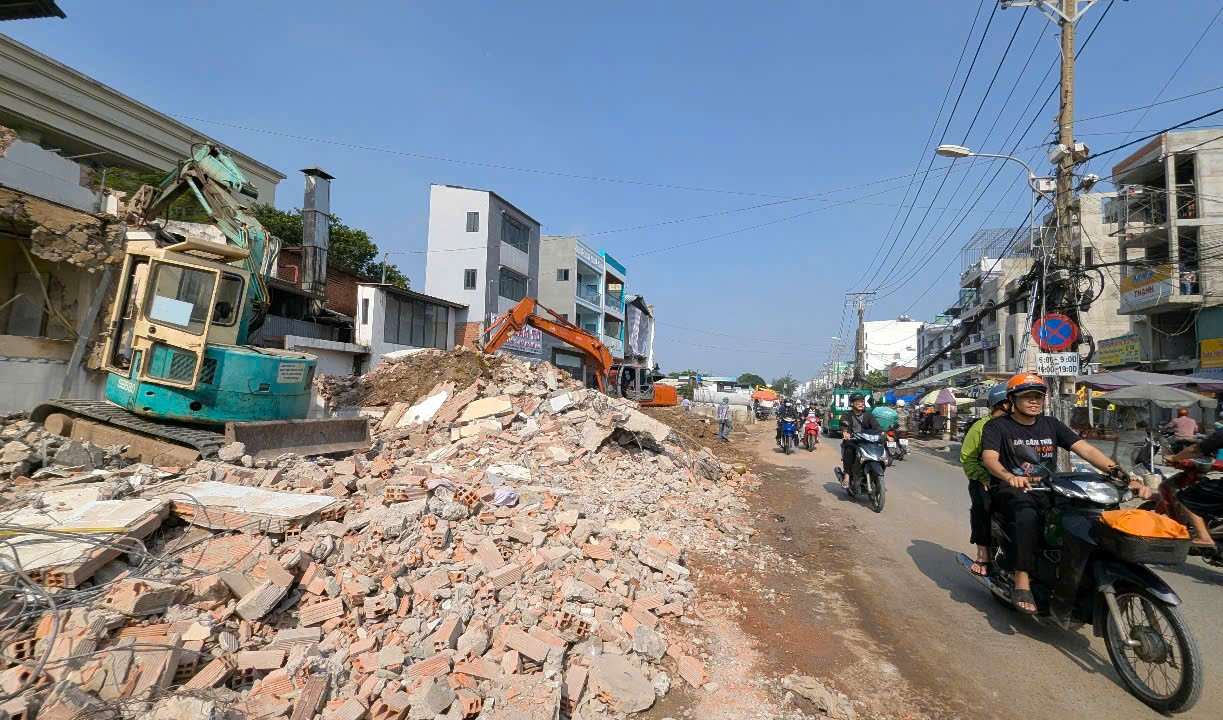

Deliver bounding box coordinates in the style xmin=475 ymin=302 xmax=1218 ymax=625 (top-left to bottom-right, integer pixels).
xmin=1012 ymin=588 xmax=1038 ymax=615
xmin=970 ymin=560 xmax=990 ymax=577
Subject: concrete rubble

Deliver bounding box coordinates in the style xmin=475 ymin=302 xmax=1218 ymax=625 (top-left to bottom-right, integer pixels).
xmin=0 ymin=350 xmax=765 ymax=719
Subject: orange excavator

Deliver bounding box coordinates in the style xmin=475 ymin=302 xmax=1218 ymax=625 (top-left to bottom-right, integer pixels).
xmin=482 ymin=298 xmax=678 ymax=407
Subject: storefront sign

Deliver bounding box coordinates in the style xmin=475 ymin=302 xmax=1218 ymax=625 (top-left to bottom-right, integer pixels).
xmin=1036 ymin=352 xmax=1081 ymax=376
xmin=1096 ymin=334 xmax=1142 ymax=367
xmin=1200 ymin=338 xmax=1223 ymax=369
xmin=503 ymin=326 xmax=543 ymax=355
xmin=1120 ymin=264 xmax=1175 ymax=312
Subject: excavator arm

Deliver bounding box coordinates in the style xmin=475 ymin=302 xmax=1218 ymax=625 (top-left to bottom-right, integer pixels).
xmin=126 ymin=143 xmax=279 ymax=339
xmin=482 ymin=298 xmax=614 ymax=391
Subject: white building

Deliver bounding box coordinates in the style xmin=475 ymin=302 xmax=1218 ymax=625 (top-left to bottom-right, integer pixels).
xmin=423 ymin=184 xmax=541 ymax=357
xmin=355 ymin=284 xmax=467 ymax=370
xmin=862 ymin=319 xmax=922 ymax=372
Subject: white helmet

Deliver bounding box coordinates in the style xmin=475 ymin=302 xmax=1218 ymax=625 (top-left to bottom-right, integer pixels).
xmin=895 ymin=399 xmax=907 ymax=408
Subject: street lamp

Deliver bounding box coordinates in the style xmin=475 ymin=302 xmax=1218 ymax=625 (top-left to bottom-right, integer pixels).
xmin=934 ymin=143 xmax=1053 ymax=251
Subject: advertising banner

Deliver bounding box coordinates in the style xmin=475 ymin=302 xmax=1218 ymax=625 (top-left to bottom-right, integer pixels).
xmin=1096 ymin=334 xmax=1142 ymax=367
xmin=1120 ymin=265 xmax=1174 ymax=312
xmin=1200 ymin=338 xmax=1223 ymax=369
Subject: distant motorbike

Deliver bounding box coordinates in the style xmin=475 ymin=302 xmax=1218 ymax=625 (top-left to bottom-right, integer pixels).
xmin=1141 ymin=456 xmax=1223 ymax=553
xmin=835 ymin=431 xmax=886 ymax=512
xmin=1133 ymin=429 xmax=1200 ymax=473
xmin=778 ymin=417 xmax=799 ymax=454
xmin=958 ymin=446 xmax=1202 ymax=714
xmin=885 ymin=429 xmax=908 ymax=463
xmin=803 ymin=417 xmax=820 ymax=451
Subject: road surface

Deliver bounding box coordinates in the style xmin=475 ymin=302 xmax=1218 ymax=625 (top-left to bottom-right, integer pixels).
xmin=752 ymin=430 xmax=1221 ymax=719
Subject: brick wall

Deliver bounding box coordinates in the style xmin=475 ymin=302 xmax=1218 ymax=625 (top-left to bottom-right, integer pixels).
xmin=276 ymin=247 xmax=362 ymax=319
xmin=455 ymin=322 xmax=482 ymax=349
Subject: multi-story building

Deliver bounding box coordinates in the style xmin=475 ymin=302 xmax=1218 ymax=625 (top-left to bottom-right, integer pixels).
xmin=915 ymin=315 xmax=961 ymax=376
xmin=1110 ymin=130 xmax=1223 ymax=371
xmin=537 ymin=235 xmax=630 ymax=379
xmin=862 ymin=317 xmax=922 ymax=372
xmin=424 ymin=184 xmax=541 ymax=357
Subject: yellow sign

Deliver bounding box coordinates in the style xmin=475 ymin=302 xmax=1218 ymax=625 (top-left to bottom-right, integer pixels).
xmin=1201 ymin=338 xmax=1223 ymax=369
xmin=1120 ymin=264 xmax=1175 ymax=312
xmin=1096 ymin=334 xmax=1142 ymax=367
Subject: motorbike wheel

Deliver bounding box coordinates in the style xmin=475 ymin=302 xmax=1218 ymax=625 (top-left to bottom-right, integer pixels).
xmin=1103 ymin=585 xmax=1202 ymax=714
xmin=783 ymin=436 xmax=792 ymax=455
xmin=868 ymin=464 xmax=885 ymax=513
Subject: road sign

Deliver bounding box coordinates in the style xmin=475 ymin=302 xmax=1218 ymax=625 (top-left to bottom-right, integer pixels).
xmin=1036 ymin=352 xmax=1081 ymax=377
xmin=1032 ymin=313 xmax=1079 ymax=352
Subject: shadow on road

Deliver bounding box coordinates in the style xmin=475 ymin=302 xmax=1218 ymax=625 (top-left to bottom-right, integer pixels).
xmin=905 ymin=539 xmax=1123 ymax=685
xmin=1156 ymin=556 xmax=1223 ymax=587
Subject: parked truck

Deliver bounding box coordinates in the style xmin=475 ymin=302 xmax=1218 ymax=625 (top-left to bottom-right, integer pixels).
xmin=824 ymin=387 xmax=874 ymax=437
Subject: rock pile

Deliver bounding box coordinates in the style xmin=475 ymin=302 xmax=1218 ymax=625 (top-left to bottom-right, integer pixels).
xmin=1 ymin=352 xmax=763 ymax=720
xmin=1 ymin=412 xmax=127 ymax=480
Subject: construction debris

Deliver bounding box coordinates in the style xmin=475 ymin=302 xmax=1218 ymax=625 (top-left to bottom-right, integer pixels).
xmin=0 ymin=350 xmax=764 ymax=719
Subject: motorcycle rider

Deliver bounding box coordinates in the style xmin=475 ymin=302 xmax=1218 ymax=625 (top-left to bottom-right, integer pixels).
xmin=1164 ymin=407 xmax=1200 ymax=441
xmin=840 ymin=393 xmax=882 ymax=485
xmin=1163 ymin=430 xmax=1223 ymax=553
xmin=959 ymin=384 xmax=1009 ymax=577
xmin=981 ymin=372 xmax=1150 ymax=614
xmin=776 ymin=400 xmax=800 ymax=446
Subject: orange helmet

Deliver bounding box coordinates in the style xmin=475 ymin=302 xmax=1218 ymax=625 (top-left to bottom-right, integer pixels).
xmin=1006 ymin=372 xmax=1047 ymax=397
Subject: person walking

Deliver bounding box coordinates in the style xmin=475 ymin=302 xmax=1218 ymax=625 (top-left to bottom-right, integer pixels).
xmin=716 ymin=397 xmax=732 ymax=442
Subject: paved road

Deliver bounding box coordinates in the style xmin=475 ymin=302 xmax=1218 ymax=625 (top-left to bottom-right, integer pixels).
xmin=767 ymin=436 xmax=1222 ymax=719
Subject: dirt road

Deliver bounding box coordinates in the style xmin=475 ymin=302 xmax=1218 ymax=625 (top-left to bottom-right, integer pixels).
xmin=730 ymin=423 xmax=1221 ymax=719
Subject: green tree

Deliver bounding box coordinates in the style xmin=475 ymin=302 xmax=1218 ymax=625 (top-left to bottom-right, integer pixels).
xmin=737 ymin=372 xmax=767 ymax=388
xmin=103 ymin=166 xmax=211 ymax=222
xmin=864 ymin=369 xmax=890 ymax=389
xmin=772 ymin=374 xmax=798 ymax=396
xmin=250 ymin=205 xmax=408 ymax=288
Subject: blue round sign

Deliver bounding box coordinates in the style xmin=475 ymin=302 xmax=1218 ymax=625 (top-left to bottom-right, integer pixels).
xmin=1031 ymin=313 xmax=1079 ymax=352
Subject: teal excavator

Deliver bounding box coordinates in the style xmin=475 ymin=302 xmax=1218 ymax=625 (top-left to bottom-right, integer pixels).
xmin=33 ymin=144 xmax=369 ymax=465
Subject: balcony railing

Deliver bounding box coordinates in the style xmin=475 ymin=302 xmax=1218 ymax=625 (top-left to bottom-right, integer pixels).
xmin=577 ymin=285 xmax=602 ymax=306
xmin=604 ymin=292 xmax=625 ymax=313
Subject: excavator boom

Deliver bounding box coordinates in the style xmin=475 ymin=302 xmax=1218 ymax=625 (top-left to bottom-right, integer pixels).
xmin=482 ymin=298 xmax=613 ymax=392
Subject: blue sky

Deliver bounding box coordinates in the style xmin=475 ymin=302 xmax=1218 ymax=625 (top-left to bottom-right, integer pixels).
xmin=7 ymin=1 xmax=1223 ymax=380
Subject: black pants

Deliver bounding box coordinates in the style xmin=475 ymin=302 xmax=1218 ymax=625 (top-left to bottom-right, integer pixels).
xmin=968 ymin=481 xmax=991 ymax=547
xmin=990 ymin=484 xmax=1041 ymax=573
xmin=841 ymin=440 xmax=855 ymax=472
xmin=1179 ymin=478 xmax=1223 ymax=520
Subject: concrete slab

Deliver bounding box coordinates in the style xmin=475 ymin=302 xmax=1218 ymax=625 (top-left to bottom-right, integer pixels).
xmin=157 ymin=481 xmax=345 ymax=533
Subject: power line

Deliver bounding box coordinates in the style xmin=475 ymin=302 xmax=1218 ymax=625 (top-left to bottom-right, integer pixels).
xmin=1090 ymin=106 xmax=1223 ymax=160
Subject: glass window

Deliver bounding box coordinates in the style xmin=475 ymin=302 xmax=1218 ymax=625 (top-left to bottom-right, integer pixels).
xmin=211 ymin=274 xmax=243 ymax=326
xmin=498 ymin=267 xmax=527 ymax=301
xmin=557 ymin=268 xmax=569 ymax=281
xmin=435 ymin=307 xmax=448 ymax=349
xmin=398 ymin=298 xmax=413 ymax=345
xmin=146 ymin=263 xmax=217 ymax=335
xmin=501 ymin=214 xmax=529 ymax=254
xmin=411 ymin=300 xmax=426 ymax=345
xmin=384 ymin=293 xmax=399 ymax=342
xmin=466 ymin=211 xmax=480 ymax=232
xmin=361 ymin=298 xmax=369 ymax=325
xmin=464 ymin=269 xmax=477 ymax=290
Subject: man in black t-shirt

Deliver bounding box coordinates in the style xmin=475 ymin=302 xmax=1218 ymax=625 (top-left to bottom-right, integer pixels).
xmin=980 ymin=373 xmax=1147 ymax=614
xmin=840 ymin=394 xmax=882 ymax=481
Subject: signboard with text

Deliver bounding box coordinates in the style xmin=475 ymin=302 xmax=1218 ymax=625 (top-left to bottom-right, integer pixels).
xmin=1096 ymin=334 xmax=1142 ymax=367
xmin=1201 ymin=338 xmax=1223 ymax=369
xmin=1120 ymin=264 xmax=1175 ymax=312
xmin=503 ymin=326 xmax=543 ymax=355
xmin=1036 ymin=352 xmax=1081 ymax=377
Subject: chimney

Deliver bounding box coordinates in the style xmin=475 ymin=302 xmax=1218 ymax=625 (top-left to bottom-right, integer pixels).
xmin=301 ymin=166 xmax=335 ymax=316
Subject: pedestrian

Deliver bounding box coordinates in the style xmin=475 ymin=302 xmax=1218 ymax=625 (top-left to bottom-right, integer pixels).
xmin=681 ymin=396 xmax=691 ymax=412
xmin=716 ymin=397 xmax=732 ymax=442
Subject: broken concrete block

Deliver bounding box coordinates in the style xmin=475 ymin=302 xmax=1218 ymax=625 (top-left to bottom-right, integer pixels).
xmin=589 ymin=654 xmax=655 ymax=713
xmin=632 ymin=625 xmax=666 ymax=661
xmin=458 ymin=396 xmax=513 ymax=423
xmin=235 ymin=580 xmax=288 ymax=621
xmin=407 ymin=677 xmax=454 ymax=720
xmin=217 ymin=442 xmax=246 ymax=463
xmin=102 ymin=579 xmax=180 ymax=616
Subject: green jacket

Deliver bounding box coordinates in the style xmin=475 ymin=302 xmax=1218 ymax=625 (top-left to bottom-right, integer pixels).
xmin=960 ymin=416 xmax=993 ymax=485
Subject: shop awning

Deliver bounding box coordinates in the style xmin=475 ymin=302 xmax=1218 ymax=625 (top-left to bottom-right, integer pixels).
xmin=1075 ymin=369 xmax=1223 ymax=392
xmin=894 ymin=364 xmax=983 ymax=393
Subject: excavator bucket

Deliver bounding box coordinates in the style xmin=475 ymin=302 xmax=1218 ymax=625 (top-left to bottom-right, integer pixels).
xmin=225 ymin=417 xmax=371 ymax=461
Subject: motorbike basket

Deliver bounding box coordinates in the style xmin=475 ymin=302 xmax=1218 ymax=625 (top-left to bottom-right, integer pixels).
xmin=1095 ymin=509 xmax=1189 ymax=566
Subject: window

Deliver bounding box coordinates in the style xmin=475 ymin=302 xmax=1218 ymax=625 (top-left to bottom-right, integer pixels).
xmin=382 ymin=293 xmax=450 ymax=349
xmin=463 ymin=269 xmax=477 ymax=290
xmin=560 ymin=313 xmax=568 ymax=321
xmin=498 ymin=267 xmax=527 ymax=301
xmin=501 ymin=214 xmax=529 ymax=254
xmin=146 ymin=263 xmax=217 ymax=335
xmin=1007 ymin=336 xmax=1014 ymax=359
xmin=1083 ymin=247 xmax=1094 ymax=266
xmin=466 ymin=211 xmax=479 ymax=232
xmin=211 ymin=274 xmax=244 ymax=326
xmin=361 ymin=298 xmax=369 ymax=325
xmin=556 ymin=268 xmax=570 ymax=282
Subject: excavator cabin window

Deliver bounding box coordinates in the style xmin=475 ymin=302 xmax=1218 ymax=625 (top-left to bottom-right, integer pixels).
xmin=146 ymin=263 xmax=217 ymax=335
xmin=211 ymin=273 xmax=244 ymax=327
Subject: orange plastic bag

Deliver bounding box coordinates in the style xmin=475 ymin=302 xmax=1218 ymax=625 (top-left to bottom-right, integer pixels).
xmin=1100 ymin=509 xmax=1189 ymax=540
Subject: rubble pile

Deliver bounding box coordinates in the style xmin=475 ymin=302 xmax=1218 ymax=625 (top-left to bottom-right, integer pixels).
xmin=0 ymin=352 xmax=764 ymax=720
xmin=1 ymin=412 xmax=128 ymax=481
xmin=315 ymin=348 xmax=503 ymax=410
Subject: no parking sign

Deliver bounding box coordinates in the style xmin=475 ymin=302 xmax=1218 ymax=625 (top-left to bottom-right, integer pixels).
xmin=1031 ymin=313 xmax=1079 ymax=352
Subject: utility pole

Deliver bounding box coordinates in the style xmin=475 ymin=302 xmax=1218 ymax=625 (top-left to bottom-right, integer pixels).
xmin=1003 ymin=0 xmax=1099 ymax=467
xmin=846 ymin=292 xmax=876 ymax=385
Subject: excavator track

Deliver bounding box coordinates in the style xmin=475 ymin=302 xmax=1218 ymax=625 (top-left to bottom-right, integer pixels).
xmin=31 ymin=400 xmax=226 ymax=465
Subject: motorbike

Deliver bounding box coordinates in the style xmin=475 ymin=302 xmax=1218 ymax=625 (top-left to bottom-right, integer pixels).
xmin=1133 ymin=428 xmax=1200 ymax=473
xmin=958 ymin=446 xmax=1202 ymax=714
xmin=835 ymin=431 xmax=886 ymax=512
xmin=803 ymin=417 xmax=820 ymax=451
xmin=777 ymin=417 xmax=799 ymax=454
xmin=885 ymin=428 xmax=908 ymax=462
xmin=1141 ymin=456 xmax=1223 ymax=553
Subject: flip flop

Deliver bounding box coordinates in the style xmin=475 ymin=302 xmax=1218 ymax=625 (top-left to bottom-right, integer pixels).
xmin=970 ymin=560 xmax=990 ymax=577
xmin=1012 ymin=588 xmax=1038 ymax=615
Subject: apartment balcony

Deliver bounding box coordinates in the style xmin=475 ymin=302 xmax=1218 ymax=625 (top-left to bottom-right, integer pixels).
xmin=601 ymin=333 xmax=623 ymax=357
xmin=1118 ymin=262 xmax=1202 ymax=315
xmin=960 ymin=332 xmax=999 ymax=354
xmin=576 ymin=285 xmax=602 ymax=310
xmin=603 ymin=291 xmax=625 ymax=317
